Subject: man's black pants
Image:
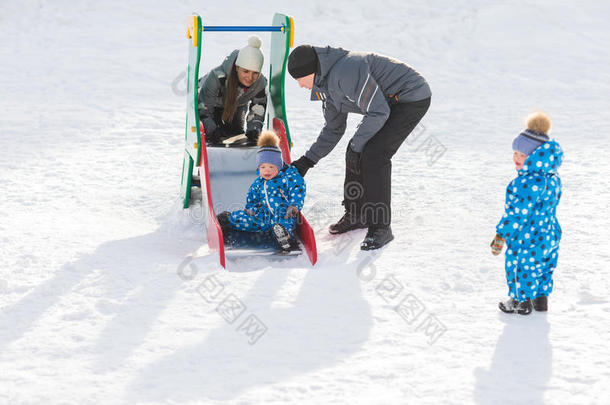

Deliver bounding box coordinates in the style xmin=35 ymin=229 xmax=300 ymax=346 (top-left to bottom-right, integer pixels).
xmin=343 ymin=97 xmax=431 ymax=227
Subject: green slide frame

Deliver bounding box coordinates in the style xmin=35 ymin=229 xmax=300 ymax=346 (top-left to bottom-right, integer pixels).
xmin=180 ymin=13 xmax=294 ymax=209
xmin=268 ymin=13 xmax=294 ymax=146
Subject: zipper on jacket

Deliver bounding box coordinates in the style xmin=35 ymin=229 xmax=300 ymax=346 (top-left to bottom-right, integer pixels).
xmin=263 ymin=180 xmax=274 ymax=215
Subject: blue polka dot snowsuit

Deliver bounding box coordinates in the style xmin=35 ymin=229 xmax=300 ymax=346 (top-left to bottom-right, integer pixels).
xmin=496 ymin=140 xmax=563 ymax=301
xmin=227 ymin=164 xmax=306 ymax=235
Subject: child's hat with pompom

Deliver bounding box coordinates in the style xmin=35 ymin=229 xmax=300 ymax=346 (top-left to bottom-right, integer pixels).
xmin=256 ymin=130 xmax=283 ymax=170
xmin=512 ymin=111 xmax=551 ymax=156
xmin=236 ymin=35 xmax=264 ymax=73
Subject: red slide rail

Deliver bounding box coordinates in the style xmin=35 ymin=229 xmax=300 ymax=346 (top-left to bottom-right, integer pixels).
xmin=274 ymin=118 xmax=318 ymax=266
xmin=199 ymin=124 xmax=226 ymax=268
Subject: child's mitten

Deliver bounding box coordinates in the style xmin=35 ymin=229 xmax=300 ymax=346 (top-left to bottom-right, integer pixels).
xmin=490 ymin=234 xmax=505 ymax=256
xmin=284 ymin=205 xmax=299 ymax=219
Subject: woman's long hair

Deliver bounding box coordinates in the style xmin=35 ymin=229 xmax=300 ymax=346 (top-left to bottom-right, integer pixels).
xmin=221 ymin=64 xmax=239 ymax=123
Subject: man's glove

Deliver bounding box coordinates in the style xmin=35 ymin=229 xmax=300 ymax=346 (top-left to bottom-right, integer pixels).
xmin=245 ymin=128 xmax=260 ymax=144
xmin=291 ymin=155 xmax=315 ymax=177
xmin=346 ymin=144 xmax=361 ymax=175
xmin=284 ymin=205 xmax=299 ymax=219
xmin=490 ymin=234 xmax=505 ymax=256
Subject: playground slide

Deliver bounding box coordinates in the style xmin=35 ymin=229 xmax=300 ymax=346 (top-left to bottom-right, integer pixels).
xmin=180 ymin=13 xmax=317 ymax=269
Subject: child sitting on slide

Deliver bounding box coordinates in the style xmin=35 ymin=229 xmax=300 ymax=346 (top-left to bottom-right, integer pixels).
xmin=217 ymin=131 xmax=306 ymax=251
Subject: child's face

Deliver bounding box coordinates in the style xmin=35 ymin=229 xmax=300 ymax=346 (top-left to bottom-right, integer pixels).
xmin=259 ymin=163 xmax=279 ymax=180
xmin=513 ymin=150 xmax=527 ymax=171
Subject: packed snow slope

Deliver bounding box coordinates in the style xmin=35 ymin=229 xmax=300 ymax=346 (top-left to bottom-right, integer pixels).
xmin=1 ymin=1 xmax=610 ymax=404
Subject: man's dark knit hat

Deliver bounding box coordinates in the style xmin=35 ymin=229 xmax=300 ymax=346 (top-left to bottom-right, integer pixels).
xmin=288 ymin=45 xmax=319 ymax=79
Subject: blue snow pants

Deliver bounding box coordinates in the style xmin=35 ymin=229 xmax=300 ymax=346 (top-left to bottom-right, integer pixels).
xmin=228 ymin=209 xmax=297 ymax=235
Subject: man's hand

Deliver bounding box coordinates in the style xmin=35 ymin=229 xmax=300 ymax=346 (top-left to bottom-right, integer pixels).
xmin=284 ymin=205 xmax=299 ymax=219
xmin=346 ymin=144 xmax=361 ymax=175
xmin=490 ymin=234 xmax=505 ymax=256
xmin=292 ymin=155 xmax=315 ymax=177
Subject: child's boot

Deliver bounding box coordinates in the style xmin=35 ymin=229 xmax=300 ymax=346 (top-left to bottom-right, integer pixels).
xmin=499 ymin=298 xmax=532 ymax=315
xmin=216 ymin=211 xmax=231 ymax=232
xmin=272 ymin=223 xmax=291 ymax=251
xmin=533 ymin=295 xmax=548 ymax=311
xmin=499 ymin=298 xmax=518 ymax=313
xmin=517 ymin=299 xmax=533 ymax=315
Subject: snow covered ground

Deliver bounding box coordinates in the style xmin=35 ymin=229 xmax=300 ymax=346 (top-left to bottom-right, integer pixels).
xmin=2 ymin=0 xmax=610 ymax=403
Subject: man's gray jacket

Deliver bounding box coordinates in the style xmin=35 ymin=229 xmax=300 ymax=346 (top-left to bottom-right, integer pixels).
xmin=305 ymin=46 xmax=431 ymax=163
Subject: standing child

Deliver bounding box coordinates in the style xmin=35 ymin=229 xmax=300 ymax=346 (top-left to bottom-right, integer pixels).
xmin=491 ymin=111 xmax=563 ymax=315
xmin=217 ymin=131 xmax=306 ymax=251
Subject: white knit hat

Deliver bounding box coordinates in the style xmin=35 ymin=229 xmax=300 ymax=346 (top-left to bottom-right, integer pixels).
xmin=235 ymin=35 xmax=264 ymax=72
